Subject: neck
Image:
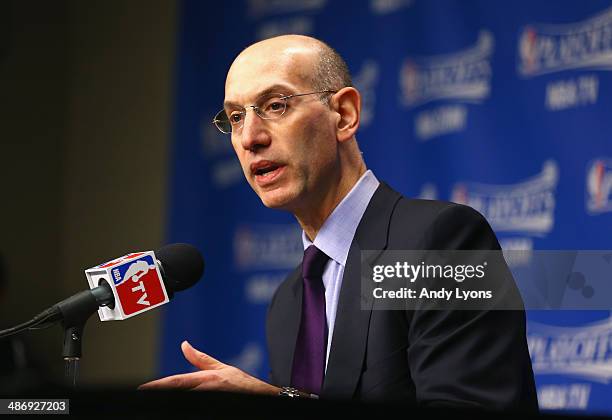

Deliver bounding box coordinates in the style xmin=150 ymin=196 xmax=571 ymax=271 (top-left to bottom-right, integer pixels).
xmin=295 ymin=151 xmax=366 ymax=241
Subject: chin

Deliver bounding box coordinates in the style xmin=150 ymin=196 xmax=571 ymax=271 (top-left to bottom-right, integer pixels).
xmin=257 ymin=187 xmax=299 ymax=211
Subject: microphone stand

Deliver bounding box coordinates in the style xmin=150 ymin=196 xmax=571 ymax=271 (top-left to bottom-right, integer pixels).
xmin=63 ymin=327 xmax=82 ymax=387
xmin=56 ymin=287 xmax=109 ymax=387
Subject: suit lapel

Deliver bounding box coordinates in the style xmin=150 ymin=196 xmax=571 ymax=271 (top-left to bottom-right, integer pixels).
xmin=321 ymin=240 xmax=373 ymax=398
xmin=322 ymin=182 xmax=402 ymax=398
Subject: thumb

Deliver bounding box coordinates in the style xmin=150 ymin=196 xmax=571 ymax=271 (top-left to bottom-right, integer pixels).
xmin=181 ymin=341 xmax=224 ymax=371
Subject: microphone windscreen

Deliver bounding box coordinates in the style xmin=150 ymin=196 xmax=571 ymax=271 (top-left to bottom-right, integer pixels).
xmin=156 ymin=243 xmax=204 ymax=292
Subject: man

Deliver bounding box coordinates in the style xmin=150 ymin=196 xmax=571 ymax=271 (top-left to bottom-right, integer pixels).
xmin=140 ymin=34 xmax=538 ymax=410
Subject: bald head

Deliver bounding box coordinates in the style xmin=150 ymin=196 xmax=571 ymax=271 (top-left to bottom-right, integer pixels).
xmin=227 ymin=35 xmax=352 ymax=95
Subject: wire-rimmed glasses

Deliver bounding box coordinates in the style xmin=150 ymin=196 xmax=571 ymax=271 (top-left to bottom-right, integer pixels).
xmin=212 ymin=90 xmax=337 ymax=134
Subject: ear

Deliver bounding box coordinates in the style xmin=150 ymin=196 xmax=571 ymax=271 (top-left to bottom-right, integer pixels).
xmin=330 ymin=87 xmax=361 ymax=143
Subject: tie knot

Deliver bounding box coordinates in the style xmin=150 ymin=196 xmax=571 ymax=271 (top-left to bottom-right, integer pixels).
xmin=302 ymin=245 xmax=330 ymax=279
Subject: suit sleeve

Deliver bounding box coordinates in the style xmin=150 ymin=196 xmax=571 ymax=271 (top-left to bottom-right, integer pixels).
xmin=266 ymin=283 xmax=282 ymax=387
xmin=266 ymin=266 xmax=302 ymax=388
xmin=406 ymin=204 xmax=538 ymax=411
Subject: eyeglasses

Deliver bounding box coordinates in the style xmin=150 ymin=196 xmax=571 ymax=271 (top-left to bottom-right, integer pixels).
xmin=212 ymin=90 xmax=337 ymax=134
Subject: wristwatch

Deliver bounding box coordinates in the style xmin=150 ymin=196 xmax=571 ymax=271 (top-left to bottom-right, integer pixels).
xmin=278 ymin=387 xmax=318 ymax=399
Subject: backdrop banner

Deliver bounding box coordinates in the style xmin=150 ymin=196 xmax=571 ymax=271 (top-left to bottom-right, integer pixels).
xmin=162 ymin=0 xmax=612 ymax=413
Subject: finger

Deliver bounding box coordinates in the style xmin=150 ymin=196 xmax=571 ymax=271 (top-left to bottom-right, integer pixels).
xmin=138 ymin=372 xmax=205 ymax=390
xmin=181 ymin=341 xmax=223 ymax=370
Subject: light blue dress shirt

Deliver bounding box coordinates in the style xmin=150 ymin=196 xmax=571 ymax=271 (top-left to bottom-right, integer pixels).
xmin=301 ymin=170 xmax=380 ymax=370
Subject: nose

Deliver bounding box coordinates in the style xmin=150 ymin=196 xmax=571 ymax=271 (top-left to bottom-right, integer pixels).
xmin=238 ymin=108 xmax=271 ymax=152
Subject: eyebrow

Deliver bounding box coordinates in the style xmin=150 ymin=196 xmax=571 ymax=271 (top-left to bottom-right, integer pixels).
xmin=223 ymin=84 xmax=296 ymax=109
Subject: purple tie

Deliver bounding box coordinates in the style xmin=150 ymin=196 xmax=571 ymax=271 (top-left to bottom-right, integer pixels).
xmin=291 ymin=245 xmax=330 ymax=395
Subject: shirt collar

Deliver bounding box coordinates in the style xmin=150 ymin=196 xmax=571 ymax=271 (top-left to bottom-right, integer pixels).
xmin=302 ymin=170 xmax=380 ymax=266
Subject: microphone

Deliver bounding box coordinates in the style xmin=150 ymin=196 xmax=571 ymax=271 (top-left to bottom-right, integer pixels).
xmin=85 ymin=243 xmax=204 ymax=321
xmin=0 ymin=243 xmax=204 ymax=338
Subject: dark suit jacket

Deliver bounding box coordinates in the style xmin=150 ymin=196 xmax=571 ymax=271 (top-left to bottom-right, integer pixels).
xmin=267 ymin=182 xmax=538 ymax=410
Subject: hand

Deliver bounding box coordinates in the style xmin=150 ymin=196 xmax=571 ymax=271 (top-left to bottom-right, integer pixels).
xmin=138 ymin=341 xmax=280 ymax=395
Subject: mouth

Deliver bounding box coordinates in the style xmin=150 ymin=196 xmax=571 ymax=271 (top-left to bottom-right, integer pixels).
xmin=251 ymin=160 xmax=286 ymax=186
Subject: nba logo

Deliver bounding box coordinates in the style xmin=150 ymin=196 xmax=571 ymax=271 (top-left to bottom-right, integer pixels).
xmin=451 ymin=183 xmax=468 ymax=205
xmin=519 ymin=27 xmax=538 ymax=76
xmin=587 ymin=159 xmax=612 ymax=214
xmin=400 ymin=60 xmax=420 ymax=106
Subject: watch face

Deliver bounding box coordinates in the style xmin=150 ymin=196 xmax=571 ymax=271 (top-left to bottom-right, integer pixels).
xmin=279 ymin=387 xmax=300 ymax=397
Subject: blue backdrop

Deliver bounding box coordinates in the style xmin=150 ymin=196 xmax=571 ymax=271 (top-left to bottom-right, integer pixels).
xmin=161 ymin=0 xmax=612 ymax=413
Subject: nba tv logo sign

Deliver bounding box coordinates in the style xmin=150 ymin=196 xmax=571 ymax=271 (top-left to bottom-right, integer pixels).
xmin=86 ymin=251 xmax=169 ymax=320
xmin=587 ymin=158 xmax=612 ymax=214
xmin=112 ymin=254 xmax=167 ymax=316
